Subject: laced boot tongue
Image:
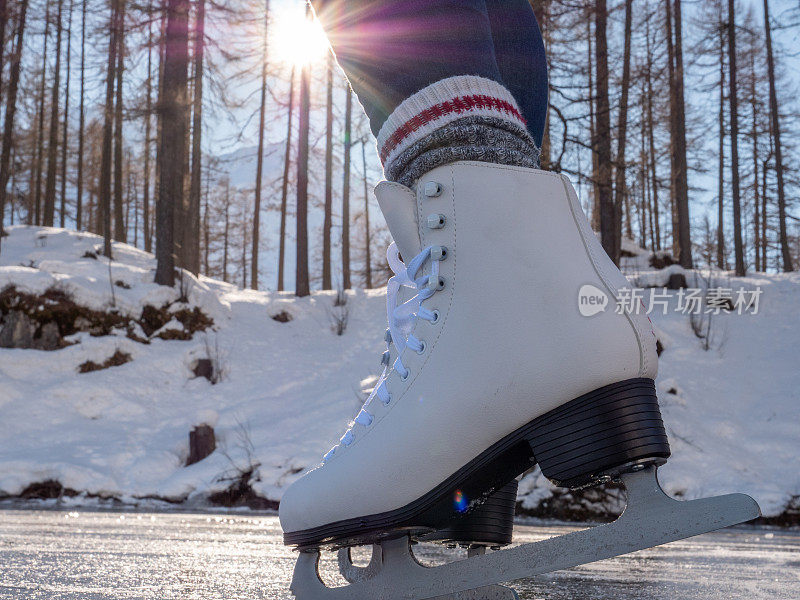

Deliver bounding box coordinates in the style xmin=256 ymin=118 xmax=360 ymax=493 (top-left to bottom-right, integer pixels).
xmin=375 ymin=181 xmax=420 ymax=262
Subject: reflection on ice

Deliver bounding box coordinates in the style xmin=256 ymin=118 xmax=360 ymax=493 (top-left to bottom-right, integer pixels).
xmin=0 ymin=509 xmax=796 ymax=599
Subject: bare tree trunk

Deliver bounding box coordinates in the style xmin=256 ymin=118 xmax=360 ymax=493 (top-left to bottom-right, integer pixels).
xmin=342 ymin=86 xmax=352 ymax=289
xmin=672 ymin=0 xmax=692 ymax=268
xmin=665 ymin=0 xmax=678 ymax=257
xmin=0 ymin=0 xmax=7 ymax=109
xmin=75 ymin=0 xmax=86 ymax=230
xmin=639 ymin=89 xmax=652 ymax=250
xmin=113 ymin=0 xmax=126 ymax=242
xmin=0 ymin=0 xmax=29 ymax=252
xmin=33 ymin=1 xmax=51 ymax=226
xmin=322 ymin=53 xmax=333 ymax=290
xmin=59 ymin=0 xmax=73 ymax=228
xmin=587 ymin=9 xmax=599 ymax=231
xmin=240 ymin=196 xmax=248 ymax=288
xmin=130 ymin=158 xmax=138 ymax=245
xmin=593 ymin=0 xmax=616 ymax=264
xmin=43 ymin=0 xmax=64 ymax=227
xmin=717 ymin=21 xmax=725 ymax=269
xmin=154 ymin=6 xmax=166 ymax=252
xmin=188 ymin=0 xmax=206 ymax=276
xmin=762 ymin=0 xmax=793 ymax=271
xmin=727 ymin=0 xmax=745 ymax=275
xmin=99 ymin=0 xmax=119 ymax=257
xmin=203 ymin=171 xmax=209 ymax=273
xmin=143 ymin=0 xmax=153 ymax=251
xmin=612 ymin=0 xmax=632 ymax=256
xmin=277 ymin=65 xmax=295 ymax=292
xmin=530 ymin=0 xmax=550 ymax=170
xmin=251 ymin=0 xmax=268 ymax=288
xmin=222 ymin=180 xmax=230 ymax=282
xmin=644 ymin=10 xmax=660 ymax=250
xmin=295 ymin=34 xmax=311 ymax=297
xmin=155 ymin=0 xmax=191 ymax=286
xmin=761 ymin=151 xmax=768 ymax=271
xmin=750 ymin=47 xmax=760 ymax=272
xmin=638 ymin=101 xmax=647 ymax=249
xmin=361 ymin=139 xmax=371 ymax=288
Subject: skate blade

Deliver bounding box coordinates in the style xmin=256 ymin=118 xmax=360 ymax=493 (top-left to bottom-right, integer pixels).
xmin=289 ymin=466 xmax=760 ymax=600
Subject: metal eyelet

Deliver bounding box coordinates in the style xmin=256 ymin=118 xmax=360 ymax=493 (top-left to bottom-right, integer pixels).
xmin=426 ymin=275 xmax=445 ymax=292
xmin=426 ymin=214 xmax=446 ymax=229
xmin=416 ymin=341 xmax=426 ymax=355
xmin=424 ymin=181 xmax=442 ymax=197
xmin=430 ymin=310 xmax=440 ymax=323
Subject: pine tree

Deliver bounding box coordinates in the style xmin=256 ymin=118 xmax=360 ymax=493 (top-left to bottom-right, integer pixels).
xmin=155 ymin=0 xmax=191 ymax=286
xmin=277 ymin=65 xmax=296 ymax=292
xmin=113 ymin=0 xmax=126 ymax=242
xmin=59 ymin=0 xmax=73 ymax=228
xmin=322 ymin=53 xmax=334 ymax=290
xmin=341 ymin=86 xmax=352 ymax=289
xmin=727 ymin=0 xmax=745 ymax=275
xmin=612 ymin=0 xmax=633 ymax=256
xmin=251 ymin=0 xmax=269 ymax=288
xmin=593 ymin=0 xmax=616 ymax=264
xmin=187 ymin=0 xmax=206 ymax=276
xmin=762 ymin=0 xmax=794 ymax=271
xmin=0 ymin=0 xmax=29 ymax=252
xmin=75 ymin=0 xmax=87 ymax=230
xmin=295 ymin=28 xmax=311 ymax=297
xmin=99 ymin=0 xmax=120 ymax=257
xmin=361 ymin=138 xmax=372 ymax=288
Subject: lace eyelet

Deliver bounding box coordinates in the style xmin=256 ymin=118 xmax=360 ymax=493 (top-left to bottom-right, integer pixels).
xmin=382 ymin=394 xmax=392 ymax=406
xmin=416 ymin=341 xmax=426 ymax=355
xmin=400 ymin=370 xmax=409 ymax=381
xmin=430 ymin=310 xmax=440 ymax=323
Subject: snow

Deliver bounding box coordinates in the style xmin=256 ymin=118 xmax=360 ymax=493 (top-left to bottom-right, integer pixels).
xmin=0 ymin=226 xmax=798 ymax=518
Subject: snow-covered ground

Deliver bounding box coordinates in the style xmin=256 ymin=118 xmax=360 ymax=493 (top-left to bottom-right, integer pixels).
xmin=0 ymin=226 xmax=798 ymax=518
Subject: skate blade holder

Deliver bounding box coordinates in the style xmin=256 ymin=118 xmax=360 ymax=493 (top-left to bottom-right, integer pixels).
xmin=289 ymin=466 xmax=760 ymax=600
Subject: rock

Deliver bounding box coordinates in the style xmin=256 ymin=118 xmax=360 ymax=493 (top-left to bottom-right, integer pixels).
xmin=649 ymin=251 xmax=678 ymax=269
xmin=666 ymin=273 xmax=688 ymax=290
xmin=36 ymin=321 xmax=62 ymax=350
xmin=187 ymin=425 xmax=216 ymax=466
xmin=0 ymin=311 xmax=35 ymax=348
xmin=193 ymin=358 xmax=215 ymax=382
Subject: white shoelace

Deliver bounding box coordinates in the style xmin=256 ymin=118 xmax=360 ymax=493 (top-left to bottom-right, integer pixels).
xmin=323 ymin=243 xmax=443 ymax=462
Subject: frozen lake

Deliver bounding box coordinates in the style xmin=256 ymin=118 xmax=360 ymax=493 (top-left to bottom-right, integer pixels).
xmin=0 ymin=509 xmax=797 ymax=599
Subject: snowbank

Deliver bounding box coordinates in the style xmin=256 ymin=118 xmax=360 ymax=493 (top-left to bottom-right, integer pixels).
xmin=0 ymin=227 xmax=798 ymax=519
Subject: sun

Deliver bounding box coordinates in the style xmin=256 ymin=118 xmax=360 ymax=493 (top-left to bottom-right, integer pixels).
xmin=270 ymin=5 xmax=331 ymax=67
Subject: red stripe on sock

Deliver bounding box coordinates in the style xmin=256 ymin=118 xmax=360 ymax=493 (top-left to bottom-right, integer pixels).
xmin=380 ymin=94 xmax=526 ymax=164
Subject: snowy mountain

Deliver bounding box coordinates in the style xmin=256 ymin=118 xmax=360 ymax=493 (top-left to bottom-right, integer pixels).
xmin=0 ymin=226 xmax=797 ymax=520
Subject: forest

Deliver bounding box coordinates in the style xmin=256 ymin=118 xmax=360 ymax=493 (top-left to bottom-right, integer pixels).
xmin=0 ymin=0 xmax=797 ymax=296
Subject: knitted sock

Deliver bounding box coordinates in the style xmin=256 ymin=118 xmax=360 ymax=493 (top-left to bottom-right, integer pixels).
xmin=376 ymin=76 xmax=540 ymax=187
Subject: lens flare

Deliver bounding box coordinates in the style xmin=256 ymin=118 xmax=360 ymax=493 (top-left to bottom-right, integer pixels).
xmin=453 ymin=489 xmax=468 ymax=513
xmin=270 ymin=6 xmax=330 ymax=67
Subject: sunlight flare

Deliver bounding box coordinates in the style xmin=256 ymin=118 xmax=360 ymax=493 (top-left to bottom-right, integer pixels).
xmin=271 ymin=6 xmax=330 ymax=67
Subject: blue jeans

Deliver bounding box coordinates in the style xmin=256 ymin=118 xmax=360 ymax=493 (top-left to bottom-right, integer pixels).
xmin=312 ymin=0 xmax=548 ymax=148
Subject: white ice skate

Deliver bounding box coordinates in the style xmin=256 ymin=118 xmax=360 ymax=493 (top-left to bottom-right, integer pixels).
xmin=281 ymin=162 xmax=761 ymax=599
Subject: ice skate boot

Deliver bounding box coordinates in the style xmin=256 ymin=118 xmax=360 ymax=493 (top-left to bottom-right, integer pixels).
xmin=284 ymin=162 xmax=760 ymax=600
xmin=281 ymin=162 xmax=673 ymax=549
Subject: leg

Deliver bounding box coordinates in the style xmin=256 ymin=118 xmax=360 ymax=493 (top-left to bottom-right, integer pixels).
xmin=312 ymin=0 xmax=504 ymax=136
xmin=311 ymin=0 xmax=540 ymax=185
xmin=483 ymin=0 xmax=548 ymax=148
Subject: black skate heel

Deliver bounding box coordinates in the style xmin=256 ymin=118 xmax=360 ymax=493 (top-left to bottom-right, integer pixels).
xmin=419 ymin=479 xmax=518 ymax=548
xmin=525 ymin=377 xmax=670 ymax=489
xmin=284 ymin=377 xmax=670 ymax=550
